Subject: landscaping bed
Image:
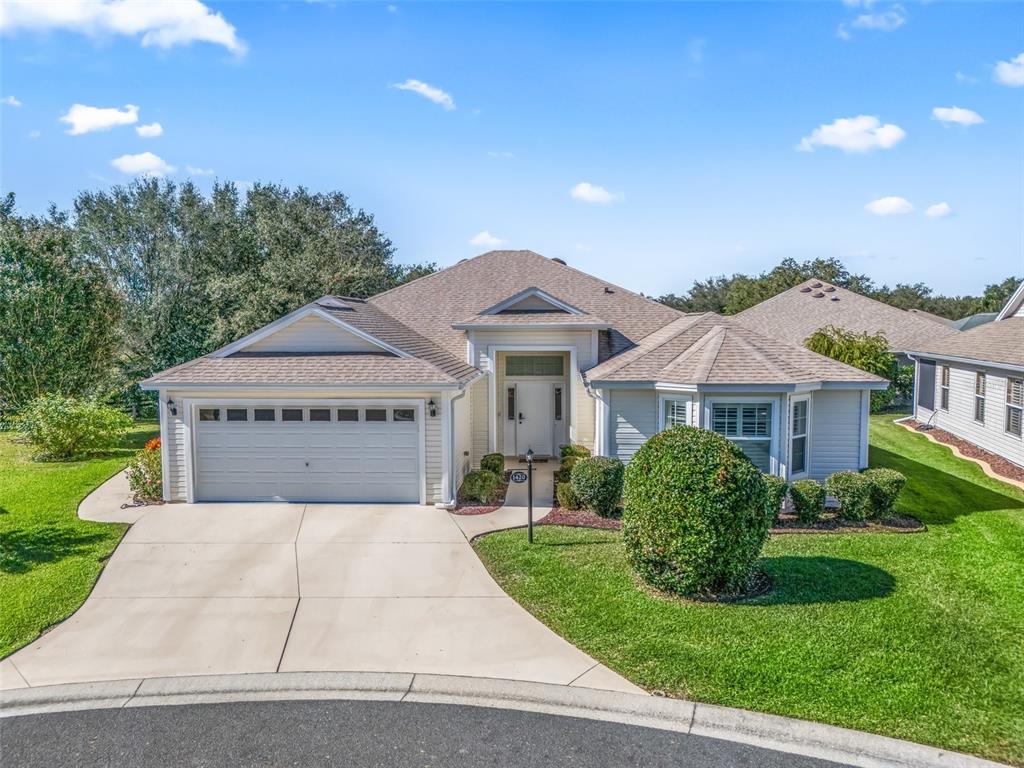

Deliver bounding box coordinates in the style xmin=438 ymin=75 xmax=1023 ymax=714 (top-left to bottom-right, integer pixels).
xmin=905 ymin=419 xmax=1024 ymax=484
xmin=541 ymin=507 xmax=621 ymax=529
xmin=452 ymin=471 xmax=511 ymax=515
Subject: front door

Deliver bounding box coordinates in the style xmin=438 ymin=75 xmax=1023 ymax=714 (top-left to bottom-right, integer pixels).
xmin=514 ymin=381 xmax=554 ymax=456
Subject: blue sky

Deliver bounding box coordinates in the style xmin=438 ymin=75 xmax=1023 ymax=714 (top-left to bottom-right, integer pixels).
xmin=1 ymin=1 xmax=1022 ymax=297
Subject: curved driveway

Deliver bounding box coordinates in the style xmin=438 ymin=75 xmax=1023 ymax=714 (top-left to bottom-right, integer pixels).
xmin=2 ymin=501 xmax=638 ymax=694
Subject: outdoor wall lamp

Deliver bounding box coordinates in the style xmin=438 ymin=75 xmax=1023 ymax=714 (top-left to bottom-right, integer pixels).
xmin=166 ymin=398 xmax=177 ymax=416
xmin=427 ymin=399 xmax=437 ymax=417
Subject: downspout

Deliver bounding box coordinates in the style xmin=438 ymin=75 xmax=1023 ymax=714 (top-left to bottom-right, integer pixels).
xmin=441 ymin=373 xmax=481 ymax=509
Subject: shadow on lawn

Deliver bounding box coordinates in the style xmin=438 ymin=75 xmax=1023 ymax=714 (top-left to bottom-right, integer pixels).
xmin=749 ymin=556 xmax=896 ymax=605
xmin=871 ymin=446 xmax=1024 ymax=525
xmin=0 ymin=524 xmax=109 ymax=574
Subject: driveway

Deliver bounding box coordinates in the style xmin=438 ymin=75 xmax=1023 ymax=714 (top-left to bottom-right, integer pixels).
xmin=2 ymin=503 xmax=639 ymax=694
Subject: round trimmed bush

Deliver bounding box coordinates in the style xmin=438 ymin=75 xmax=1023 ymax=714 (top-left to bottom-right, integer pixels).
xmin=863 ymin=468 xmax=907 ymax=519
xmin=556 ymin=481 xmax=582 ymax=510
xmin=826 ymin=471 xmax=873 ymax=521
xmin=480 ymin=452 xmax=505 ymax=476
xmin=570 ymin=456 xmax=624 ymax=517
xmin=789 ymin=479 xmax=825 ymax=524
xmin=762 ymin=474 xmax=789 ymax=523
xmin=622 ymin=426 xmax=771 ymax=597
xmin=459 ymin=470 xmax=500 ymax=503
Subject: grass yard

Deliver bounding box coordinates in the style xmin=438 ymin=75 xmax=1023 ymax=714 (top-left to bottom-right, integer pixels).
xmin=475 ymin=416 xmax=1024 ymax=765
xmin=0 ymin=424 xmax=158 ymax=659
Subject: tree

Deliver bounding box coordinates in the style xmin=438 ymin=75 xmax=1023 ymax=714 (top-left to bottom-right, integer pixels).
xmin=975 ymin=276 xmax=1022 ymax=313
xmin=0 ymin=195 xmax=121 ymax=416
xmin=804 ymin=326 xmax=897 ymax=412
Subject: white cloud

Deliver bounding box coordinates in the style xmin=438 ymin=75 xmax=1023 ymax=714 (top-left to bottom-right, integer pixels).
xmin=392 ymin=79 xmax=455 ymax=110
xmin=2 ymin=95 xmax=22 ymax=107
xmin=135 ymin=121 xmax=163 ymax=137
xmin=28 ymin=130 xmax=41 ymax=139
xmin=60 ymin=103 xmax=138 ymax=135
xmin=865 ymin=196 xmax=913 ymax=216
xmin=570 ymin=182 xmax=622 ymax=204
xmin=111 ymin=151 xmax=175 ymax=177
xmin=798 ymin=115 xmax=906 ymax=153
xmin=994 ymin=52 xmax=1024 ymax=87
xmin=186 ymin=165 xmax=214 ymax=176
xmin=0 ymin=0 xmax=245 ymax=54
xmin=838 ymin=5 xmax=906 ymax=39
xmin=469 ymin=230 xmax=504 ymax=247
xmin=931 ymin=106 xmax=984 ymax=126
xmin=955 ymin=71 xmax=977 ymax=84
xmin=925 ymin=202 xmax=952 ymax=218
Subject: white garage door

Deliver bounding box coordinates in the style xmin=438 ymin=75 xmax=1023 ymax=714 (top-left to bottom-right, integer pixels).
xmin=194 ymin=403 xmax=421 ymax=503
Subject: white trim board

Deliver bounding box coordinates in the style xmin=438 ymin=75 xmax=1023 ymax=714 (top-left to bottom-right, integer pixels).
xmin=480 ymin=287 xmax=584 ymax=316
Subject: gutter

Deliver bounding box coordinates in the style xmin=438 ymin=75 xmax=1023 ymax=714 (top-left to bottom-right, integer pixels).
xmin=904 ymin=351 xmax=1024 ymax=375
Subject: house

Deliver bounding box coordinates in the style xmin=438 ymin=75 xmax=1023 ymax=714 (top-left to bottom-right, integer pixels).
xmin=906 ymin=280 xmax=1024 ymax=468
xmin=141 ymin=250 xmax=886 ymax=505
xmin=733 ymin=278 xmax=959 ymax=363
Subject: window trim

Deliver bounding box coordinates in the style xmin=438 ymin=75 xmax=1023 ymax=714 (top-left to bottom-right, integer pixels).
xmin=788 ymin=395 xmax=811 ymax=480
xmin=704 ymin=396 xmax=780 ymax=475
xmin=939 ymin=365 xmax=950 ymax=411
xmin=658 ymin=394 xmax=692 ymax=431
xmin=1006 ymin=377 xmax=1023 ymax=438
xmin=974 ymin=372 xmax=986 ymax=424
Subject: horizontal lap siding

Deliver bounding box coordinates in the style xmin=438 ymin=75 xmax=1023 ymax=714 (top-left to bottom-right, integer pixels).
xmin=574 ymin=373 xmax=596 ymax=452
xmin=609 ymin=390 xmax=657 ymax=463
xmin=809 ymin=390 xmax=863 ymax=479
xmin=425 ymin=411 xmax=442 ymax=503
xmin=453 ymin=390 xmax=472 ymax=482
xmin=469 ymin=377 xmax=489 ymax=469
xmin=165 ymin=391 xmax=188 ymax=502
xmin=246 ymin=315 xmax=382 ymax=353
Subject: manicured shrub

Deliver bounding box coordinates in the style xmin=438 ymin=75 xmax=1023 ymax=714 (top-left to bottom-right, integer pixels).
xmin=826 ymin=471 xmax=873 ymax=521
xmin=14 ymin=394 xmax=132 ymax=460
xmin=622 ymin=425 xmax=771 ymax=597
xmin=789 ymin=479 xmax=826 ymax=524
xmin=127 ymin=437 xmax=162 ymax=501
xmin=556 ymin=481 xmax=582 ymax=510
xmin=560 ymin=443 xmax=591 ymax=460
xmin=863 ymin=468 xmax=907 ymax=519
xmin=762 ymin=474 xmax=789 ymax=523
xmin=480 ymin=453 xmax=505 ymax=476
xmin=554 ymin=455 xmax=579 ymax=485
xmin=570 ymin=456 xmax=625 ymax=517
xmin=459 ymin=470 xmax=500 ymax=503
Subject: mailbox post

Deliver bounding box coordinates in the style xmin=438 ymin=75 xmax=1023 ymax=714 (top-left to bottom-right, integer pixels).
xmin=525 ymin=448 xmax=534 ymax=543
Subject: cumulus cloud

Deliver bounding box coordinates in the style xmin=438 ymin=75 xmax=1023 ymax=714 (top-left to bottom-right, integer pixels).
xmin=2 ymin=95 xmax=22 ymax=107
xmin=0 ymin=0 xmax=245 ymax=54
xmin=570 ymin=182 xmax=622 ymax=204
xmin=925 ymin=202 xmax=952 ymax=218
xmin=865 ymin=196 xmax=913 ymax=216
xmin=798 ymin=115 xmax=905 ymax=153
xmin=60 ymin=103 xmax=138 ymax=135
xmin=955 ymin=71 xmax=977 ymax=84
xmin=469 ymin=231 xmax=504 ymax=247
xmin=28 ymin=130 xmax=41 ymax=139
xmin=994 ymin=52 xmax=1024 ymax=87
xmin=111 ymin=151 xmax=175 ymax=177
xmin=932 ymin=106 xmax=984 ymax=126
xmin=186 ymin=165 xmax=215 ymax=176
xmin=838 ymin=4 xmax=906 ymax=39
xmin=392 ymin=79 xmax=455 ymax=110
xmin=135 ymin=122 xmax=163 ymax=137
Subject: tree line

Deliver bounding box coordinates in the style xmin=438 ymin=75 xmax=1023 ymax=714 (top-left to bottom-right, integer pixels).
xmin=0 ymin=180 xmax=434 ymax=417
xmin=658 ymin=257 xmax=1020 ymax=319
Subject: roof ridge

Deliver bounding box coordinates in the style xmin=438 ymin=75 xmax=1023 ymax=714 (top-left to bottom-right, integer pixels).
xmin=662 ymin=325 xmax=726 ymax=383
xmin=590 ymin=313 xmax=707 ymax=378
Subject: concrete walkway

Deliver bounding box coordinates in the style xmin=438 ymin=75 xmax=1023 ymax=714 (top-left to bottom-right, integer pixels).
xmin=451 ymin=460 xmax=557 ymax=540
xmin=2 ymin=475 xmax=639 ymax=695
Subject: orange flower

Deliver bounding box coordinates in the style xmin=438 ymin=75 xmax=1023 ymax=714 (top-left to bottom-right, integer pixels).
xmin=145 ymin=437 xmax=161 ymax=451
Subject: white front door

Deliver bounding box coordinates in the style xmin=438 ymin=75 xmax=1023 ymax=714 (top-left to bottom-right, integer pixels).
xmin=514 ymin=381 xmax=554 ymax=456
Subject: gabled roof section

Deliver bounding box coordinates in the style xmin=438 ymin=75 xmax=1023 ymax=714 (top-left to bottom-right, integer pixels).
xmin=996 ymin=279 xmax=1024 ymax=321
xmin=733 ymin=278 xmax=959 ymax=353
xmin=586 ymin=313 xmax=886 ymax=387
xmin=908 ymin=316 xmax=1024 ymax=370
xmin=482 ymin=287 xmax=584 ymax=316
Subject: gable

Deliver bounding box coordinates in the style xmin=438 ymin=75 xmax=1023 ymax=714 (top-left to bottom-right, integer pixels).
xmin=499 ymin=293 xmax=570 ymax=313
xmin=245 ymin=314 xmax=390 ymax=354
xmin=484 ymin=287 xmax=582 ymax=316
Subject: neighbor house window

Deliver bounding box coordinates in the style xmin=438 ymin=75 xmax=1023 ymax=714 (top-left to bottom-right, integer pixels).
xmin=553 ymin=387 xmax=563 ymax=421
xmin=281 ymin=408 xmax=303 ymax=422
xmin=940 ymin=366 xmax=950 ymax=410
xmin=711 ymin=402 xmax=773 ymax=472
xmin=790 ymin=398 xmax=809 ymax=477
xmin=393 ymin=408 xmax=415 ymax=422
xmin=1006 ymin=378 xmax=1023 ymax=437
xmin=309 ymin=408 xmax=331 ymax=422
xmin=226 ymin=408 xmax=248 ymax=422
xmin=505 ymin=355 xmax=564 ymax=377
xmin=337 ymin=408 xmax=359 ymax=422
xmin=365 ymin=408 xmax=387 ymax=422
xmin=662 ymin=397 xmax=689 ymax=429
xmin=974 ymin=373 xmax=986 ymax=423
xmin=199 ymin=408 xmax=220 ymax=422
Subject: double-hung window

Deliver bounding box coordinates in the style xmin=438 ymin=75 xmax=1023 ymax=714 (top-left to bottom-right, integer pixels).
xmin=940 ymin=366 xmax=950 ymax=410
xmin=1007 ymin=378 xmax=1023 ymax=437
xmin=974 ymin=372 xmax=986 ymax=423
xmin=710 ymin=402 xmax=773 ymax=472
xmin=662 ymin=396 xmax=690 ymax=429
xmin=789 ymin=398 xmax=809 ymax=477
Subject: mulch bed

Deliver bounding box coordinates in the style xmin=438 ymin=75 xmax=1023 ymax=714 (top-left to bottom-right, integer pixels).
xmin=541 ymin=507 xmax=622 ymax=529
xmin=451 ymin=471 xmax=511 ymax=515
xmin=905 ymin=419 xmax=1024 ymax=484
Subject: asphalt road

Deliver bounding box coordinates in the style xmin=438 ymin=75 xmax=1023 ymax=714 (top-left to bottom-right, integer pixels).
xmin=0 ymin=699 xmax=847 ymax=768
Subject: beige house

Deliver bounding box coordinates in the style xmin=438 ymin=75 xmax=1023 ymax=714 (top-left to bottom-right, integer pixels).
xmin=142 ymin=251 xmax=886 ymax=505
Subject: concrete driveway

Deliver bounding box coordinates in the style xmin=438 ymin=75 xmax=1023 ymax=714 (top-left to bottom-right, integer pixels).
xmin=2 ymin=503 xmax=639 ymax=694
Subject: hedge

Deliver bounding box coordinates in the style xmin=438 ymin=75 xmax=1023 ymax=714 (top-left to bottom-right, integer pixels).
xmin=560 ymin=444 xmax=591 ymax=460
xmin=480 ymin=453 xmax=505 ymax=476
xmin=459 ymin=470 xmax=500 ymax=503
xmin=863 ymin=467 xmax=907 ymax=519
xmin=762 ymin=475 xmax=788 ymax=523
xmin=789 ymin=479 xmax=825 ymax=524
xmin=570 ymin=456 xmax=625 ymax=517
xmin=554 ymin=454 xmax=579 ymax=485
xmin=826 ymin=471 xmax=873 ymax=521
xmin=556 ymin=481 xmax=582 ymax=510
xmin=14 ymin=394 xmax=132 ymax=460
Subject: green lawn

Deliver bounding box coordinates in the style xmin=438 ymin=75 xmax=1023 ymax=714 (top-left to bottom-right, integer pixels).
xmin=0 ymin=424 xmax=158 ymax=659
xmin=475 ymin=416 xmax=1024 ymax=765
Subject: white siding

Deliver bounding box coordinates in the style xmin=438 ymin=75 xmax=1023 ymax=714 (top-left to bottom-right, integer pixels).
xmin=246 ymin=315 xmax=384 ymax=354
xmin=609 ymin=390 xmax=658 ymax=462
xmin=915 ymin=362 xmax=1024 ymax=466
xmin=574 ymin=372 xmax=596 ymax=452
xmin=808 ymin=389 xmax=865 ymax=479
xmin=470 ymin=329 xmax=597 ymax=368
xmin=453 ymin=389 xmax=472 ymax=482
xmin=164 ymin=391 xmax=189 ymax=502
xmin=469 ymin=377 xmax=489 ymax=469
xmin=425 ymin=411 xmax=442 ymax=503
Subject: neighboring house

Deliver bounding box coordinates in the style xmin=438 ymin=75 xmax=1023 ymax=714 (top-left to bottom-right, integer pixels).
xmin=733 ymin=278 xmax=959 ymax=363
xmin=950 ymin=312 xmax=998 ymax=332
xmin=907 ymin=281 xmax=1024 ymax=468
xmin=142 ymin=251 xmax=885 ymax=505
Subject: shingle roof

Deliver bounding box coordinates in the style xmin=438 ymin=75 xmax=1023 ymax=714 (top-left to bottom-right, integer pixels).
xmin=909 ymin=317 xmax=1024 ymax=368
xmin=369 ymin=250 xmax=682 ymax=362
xmin=733 ymin=278 xmax=959 ymax=353
xmin=587 ymin=313 xmax=885 ymax=386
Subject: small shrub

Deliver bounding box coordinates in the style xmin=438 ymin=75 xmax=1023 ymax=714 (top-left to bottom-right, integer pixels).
xmin=14 ymin=394 xmax=132 ymax=460
xmin=789 ymin=479 xmax=826 ymax=524
xmin=554 ymin=455 xmax=579 ymax=484
xmin=622 ymin=426 xmax=770 ymax=597
xmin=762 ymin=474 xmax=789 ymax=523
xmin=127 ymin=438 xmax=162 ymax=501
xmin=560 ymin=443 xmax=591 ymax=460
xmin=826 ymin=471 xmax=873 ymax=521
xmin=480 ymin=453 xmax=505 ymax=476
xmin=556 ymin=481 xmax=582 ymax=510
xmin=863 ymin=468 xmax=907 ymax=519
xmin=459 ymin=470 xmax=500 ymax=503
xmin=570 ymin=456 xmax=625 ymax=517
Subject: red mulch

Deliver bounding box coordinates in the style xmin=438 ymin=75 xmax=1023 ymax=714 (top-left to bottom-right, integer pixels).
xmin=772 ymin=510 xmax=923 ymax=534
xmin=541 ymin=507 xmax=622 ymax=529
xmin=905 ymin=419 xmax=1024 ymax=484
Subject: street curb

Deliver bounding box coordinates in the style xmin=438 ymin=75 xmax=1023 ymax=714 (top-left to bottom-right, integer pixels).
xmin=0 ymin=671 xmax=1007 ymax=768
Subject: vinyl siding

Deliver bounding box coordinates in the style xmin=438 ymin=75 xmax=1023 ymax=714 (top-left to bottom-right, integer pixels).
xmin=808 ymin=389 xmax=865 ymax=480
xmin=246 ymin=315 xmax=384 ymax=353
xmin=469 ymin=377 xmax=489 ymax=469
xmin=609 ymin=390 xmax=658 ymax=463
xmin=164 ymin=391 xmax=189 ymax=502
xmin=916 ymin=362 xmax=1024 ymax=466
xmin=574 ymin=372 xmax=596 ymax=452
xmin=453 ymin=389 xmax=473 ymax=482
xmin=425 ymin=411 xmax=442 ymax=503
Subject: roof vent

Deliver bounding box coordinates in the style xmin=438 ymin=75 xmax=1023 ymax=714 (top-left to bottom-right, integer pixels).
xmin=813 ymin=291 xmax=825 ymax=298
xmin=316 ymin=296 xmax=351 ymax=310
xmin=800 ymin=287 xmax=812 ymax=293
xmin=831 ymin=296 xmax=840 ymax=302
xmin=824 ymin=286 xmax=836 ymax=292
xmin=811 ymin=282 xmax=823 ymax=289
xmin=457 ymin=258 xmax=469 ymax=264
xmin=603 ymin=286 xmax=614 ymax=294
xmin=551 ymin=257 xmax=567 ymax=265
